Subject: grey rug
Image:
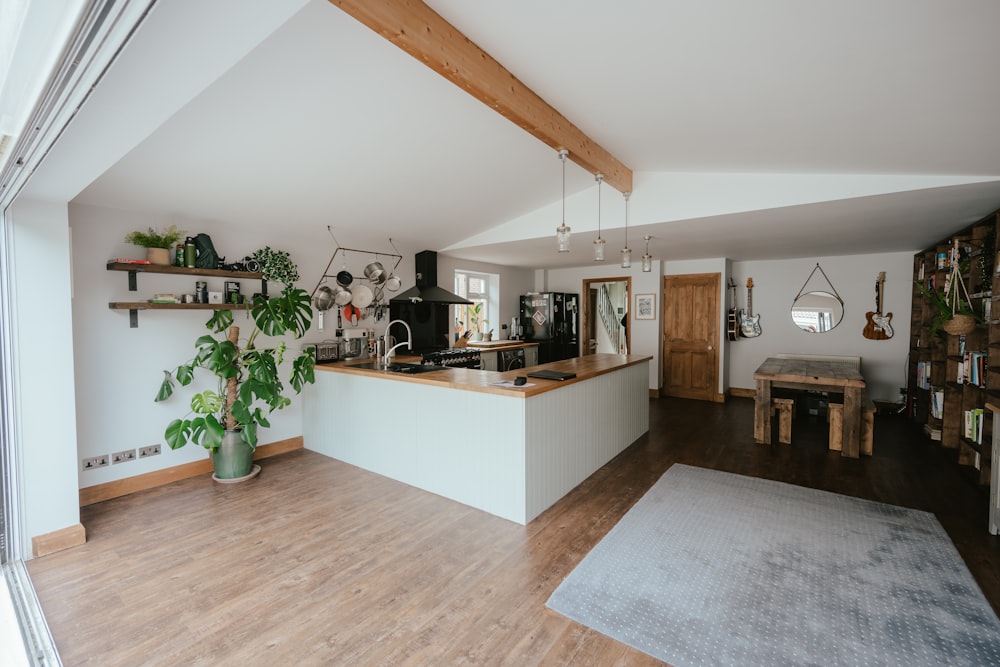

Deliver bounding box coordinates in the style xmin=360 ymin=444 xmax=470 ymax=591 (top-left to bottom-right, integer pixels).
xmin=546 ymin=464 xmax=1000 ymax=666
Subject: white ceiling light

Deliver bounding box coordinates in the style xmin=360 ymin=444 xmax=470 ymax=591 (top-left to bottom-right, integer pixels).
xmin=556 ymin=149 xmax=571 ymax=253
xmin=593 ymin=173 xmax=605 ymax=261
xmin=642 ymin=235 xmax=652 ymax=272
xmin=621 ymin=191 xmax=632 ymax=268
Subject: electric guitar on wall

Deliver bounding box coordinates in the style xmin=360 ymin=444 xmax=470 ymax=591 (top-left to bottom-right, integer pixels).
xmin=727 ymin=278 xmax=739 ymax=341
xmin=863 ymin=271 xmax=893 ymax=340
xmin=739 ymin=278 xmax=762 ymax=338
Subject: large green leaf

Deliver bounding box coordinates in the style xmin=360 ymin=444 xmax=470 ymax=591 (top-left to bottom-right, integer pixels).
xmin=290 ymin=353 xmax=316 ymax=393
xmin=156 ymin=371 xmax=175 ymax=402
xmin=164 ymin=419 xmax=192 ymax=450
xmin=201 ymin=415 xmax=225 ymax=450
xmin=190 ymin=390 xmax=222 ymax=415
xmin=252 ymin=288 xmax=312 ymax=337
xmin=207 ymin=309 xmax=234 ymax=333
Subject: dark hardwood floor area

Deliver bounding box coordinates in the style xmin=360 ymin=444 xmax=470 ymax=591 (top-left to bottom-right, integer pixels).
xmin=27 ymin=397 xmax=1000 ymax=666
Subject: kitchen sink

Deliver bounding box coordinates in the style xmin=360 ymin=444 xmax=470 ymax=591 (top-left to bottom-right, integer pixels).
xmin=349 ymin=362 xmax=449 ymax=374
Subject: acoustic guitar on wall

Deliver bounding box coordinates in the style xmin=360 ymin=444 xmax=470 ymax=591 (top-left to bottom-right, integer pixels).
xmin=727 ymin=278 xmax=739 ymax=341
xmin=863 ymin=271 xmax=893 ymax=340
xmin=739 ymin=278 xmax=762 ymax=338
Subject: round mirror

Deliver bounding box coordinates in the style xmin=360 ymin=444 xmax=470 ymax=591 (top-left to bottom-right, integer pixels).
xmin=791 ymin=291 xmax=844 ymax=333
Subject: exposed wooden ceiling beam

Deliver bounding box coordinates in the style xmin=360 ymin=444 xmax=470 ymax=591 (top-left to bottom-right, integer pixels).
xmin=328 ymin=0 xmax=634 ymax=194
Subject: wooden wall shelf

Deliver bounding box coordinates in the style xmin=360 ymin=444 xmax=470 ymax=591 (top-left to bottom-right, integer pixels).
xmin=107 ymin=261 xmax=264 ymax=327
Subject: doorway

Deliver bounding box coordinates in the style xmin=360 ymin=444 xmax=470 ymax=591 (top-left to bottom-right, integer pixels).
xmin=581 ymin=277 xmax=631 ymax=355
xmin=662 ymin=273 xmax=721 ymax=401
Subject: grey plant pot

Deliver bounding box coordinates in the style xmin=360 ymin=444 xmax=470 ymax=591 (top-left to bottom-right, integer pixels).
xmin=211 ymin=430 xmax=255 ymax=480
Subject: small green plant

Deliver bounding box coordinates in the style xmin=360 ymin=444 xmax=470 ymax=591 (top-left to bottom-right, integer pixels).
xmin=124 ymin=225 xmax=186 ymax=249
xmin=251 ymin=246 xmax=300 ymax=286
xmin=467 ymin=302 xmax=483 ymax=333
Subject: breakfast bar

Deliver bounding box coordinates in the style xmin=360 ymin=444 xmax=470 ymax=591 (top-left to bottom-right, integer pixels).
xmin=302 ymin=354 xmax=651 ymax=524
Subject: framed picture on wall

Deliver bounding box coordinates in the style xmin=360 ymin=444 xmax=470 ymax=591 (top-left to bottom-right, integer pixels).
xmin=635 ymin=293 xmax=655 ymax=320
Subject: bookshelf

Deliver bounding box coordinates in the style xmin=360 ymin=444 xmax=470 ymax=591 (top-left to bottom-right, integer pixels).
xmin=909 ymin=211 xmax=998 ymax=486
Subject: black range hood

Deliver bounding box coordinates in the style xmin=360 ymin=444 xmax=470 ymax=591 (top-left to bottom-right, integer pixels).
xmin=389 ymin=250 xmax=472 ymax=305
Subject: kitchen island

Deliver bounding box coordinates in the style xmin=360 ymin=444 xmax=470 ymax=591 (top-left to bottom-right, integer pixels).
xmin=303 ymin=353 xmax=650 ymax=524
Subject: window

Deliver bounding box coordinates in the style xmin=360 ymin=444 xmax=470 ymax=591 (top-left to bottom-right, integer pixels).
xmin=454 ymin=270 xmax=496 ymax=340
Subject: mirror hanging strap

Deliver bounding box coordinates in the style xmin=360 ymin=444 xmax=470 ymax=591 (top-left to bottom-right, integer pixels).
xmin=794 ymin=262 xmax=844 ymax=305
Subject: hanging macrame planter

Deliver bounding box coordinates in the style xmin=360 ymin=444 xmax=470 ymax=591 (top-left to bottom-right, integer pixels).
xmin=941 ymin=240 xmax=977 ymax=336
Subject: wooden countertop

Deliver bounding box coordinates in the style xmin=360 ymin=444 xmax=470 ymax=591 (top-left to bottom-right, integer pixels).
xmin=315 ymin=353 xmax=651 ymax=397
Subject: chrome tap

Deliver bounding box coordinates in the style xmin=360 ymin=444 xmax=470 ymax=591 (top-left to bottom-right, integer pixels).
xmin=383 ymin=319 xmax=412 ymax=366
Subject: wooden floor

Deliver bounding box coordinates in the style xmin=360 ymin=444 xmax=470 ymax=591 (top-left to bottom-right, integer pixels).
xmin=27 ymin=397 xmax=1000 ymax=666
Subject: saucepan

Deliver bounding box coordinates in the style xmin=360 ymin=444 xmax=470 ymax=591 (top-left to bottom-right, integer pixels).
xmin=364 ymin=261 xmax=386 ymax=284
xmin=336 ymin=270 xmax=353 ymax=288
xmin=332 ymin=283 xmax=353 ymax=306
xmin=313 ymin=285 xmax=335 ymax=311
xmin=384 ymin=274 xmax=401 ymax=291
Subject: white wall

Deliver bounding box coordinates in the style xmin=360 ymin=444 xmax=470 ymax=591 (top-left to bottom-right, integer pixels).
xmin=7 ymin=197 xmax=81 ymax=547
xmin=540 ymin=261 xmax=663 ymax=390
xmin=728 ymin=251 xmax=913 ymax=402
xmin=438 ymin=253 xmax=534 ymax=341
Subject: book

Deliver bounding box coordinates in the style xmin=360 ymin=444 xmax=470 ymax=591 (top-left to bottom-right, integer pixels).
xmin=112 ymin=258 xmax=152 ymax=264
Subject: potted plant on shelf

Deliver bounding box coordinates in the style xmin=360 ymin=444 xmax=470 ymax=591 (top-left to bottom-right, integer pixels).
xmin=915 ymin=280 xmax=979 ymax=338
xmin=124 ymin=225 xmax=186 ymax=265
xmin=155 ymin=256 xmax=315 ymax=481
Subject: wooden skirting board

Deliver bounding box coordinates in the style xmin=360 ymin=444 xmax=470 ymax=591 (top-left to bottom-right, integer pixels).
xmin=78 ymin=436 xmax=303 ymax=507
xmin=730 ymin=387 xmax=755 ymax=399
xmin=32 ymin=523 xmax=86 ymax=558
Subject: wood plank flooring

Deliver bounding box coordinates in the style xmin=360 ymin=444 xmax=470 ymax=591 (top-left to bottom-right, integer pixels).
xmin=27 ymin=397 xmax=1000 ymax=666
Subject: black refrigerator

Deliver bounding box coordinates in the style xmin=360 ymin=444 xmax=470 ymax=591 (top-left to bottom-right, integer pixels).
xmin=520 ymin=292 xmax=579 ymax=364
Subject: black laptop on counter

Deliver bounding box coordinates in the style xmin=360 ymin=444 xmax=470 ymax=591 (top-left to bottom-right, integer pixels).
xmin=527 ymin=369 xmax=577 ymax=381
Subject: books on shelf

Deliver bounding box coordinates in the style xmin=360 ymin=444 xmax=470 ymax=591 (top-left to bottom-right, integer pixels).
xmin=930 ymin=387 xmax=945 ymax=419
xmin=916 ymin=361 xmax=933 ymax=390
xmin=963 ymin=407 xmax=985 ymax=444
xmin=956 ymin=351 xmax=987 ymax=387
xmin=924 ymin=423 xmax=942 ymax=440
xmin=112 ymin=258 xmax=152 ymax=264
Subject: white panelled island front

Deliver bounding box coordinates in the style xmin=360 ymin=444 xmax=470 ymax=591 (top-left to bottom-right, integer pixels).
xmin=303 ymin=354 xmax=651 ymax=524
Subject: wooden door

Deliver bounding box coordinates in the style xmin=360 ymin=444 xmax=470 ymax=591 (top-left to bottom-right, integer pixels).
xmin=663 ymin=273 xmax=720 ymax=401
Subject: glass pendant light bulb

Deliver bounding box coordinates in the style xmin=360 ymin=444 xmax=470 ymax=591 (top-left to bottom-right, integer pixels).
xmin=593 ymin=238 xmax=606 ymax=261
xmin=556 ymin=150 xmax=571 ymax=253
xmin=642 ymin=235 xmax=652 ymax=272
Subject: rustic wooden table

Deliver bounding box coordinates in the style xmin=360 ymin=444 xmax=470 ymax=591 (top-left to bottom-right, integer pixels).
xmin=753 ymin=356 xmax=867 ymax=457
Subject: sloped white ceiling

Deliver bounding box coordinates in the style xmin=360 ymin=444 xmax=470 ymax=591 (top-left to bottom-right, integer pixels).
xmin=39 ymin=0 xmax=1000 ymax=266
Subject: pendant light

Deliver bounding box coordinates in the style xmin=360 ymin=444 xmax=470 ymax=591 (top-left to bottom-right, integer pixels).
xmin=621 ymin=191 xmax=632 ymax=268
xmin=593 ymin=173 xmax=606 ymax=261
xmin=642 ymin=235 xmax=652 ymax=272
xmin=556 ymin=149 xmax=571 ymax=253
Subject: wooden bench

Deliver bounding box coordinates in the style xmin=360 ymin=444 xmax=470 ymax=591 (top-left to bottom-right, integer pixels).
xmin=771 ymin=397 xmax=794 ymax=445
xmin=829 ymin=393 xmax=875 ymax=455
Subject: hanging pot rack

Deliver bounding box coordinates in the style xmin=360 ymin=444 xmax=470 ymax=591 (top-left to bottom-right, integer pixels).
xmin=311 ymin=229 xmax=402 ymax=323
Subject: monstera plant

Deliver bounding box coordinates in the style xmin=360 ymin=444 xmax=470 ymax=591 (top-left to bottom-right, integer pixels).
xmin=155 ymin=284 xmax=316 ymax=479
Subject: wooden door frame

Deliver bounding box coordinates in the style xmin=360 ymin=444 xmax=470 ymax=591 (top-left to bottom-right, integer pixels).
xmin=581 ymin=276 xmax=632 ymax=355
